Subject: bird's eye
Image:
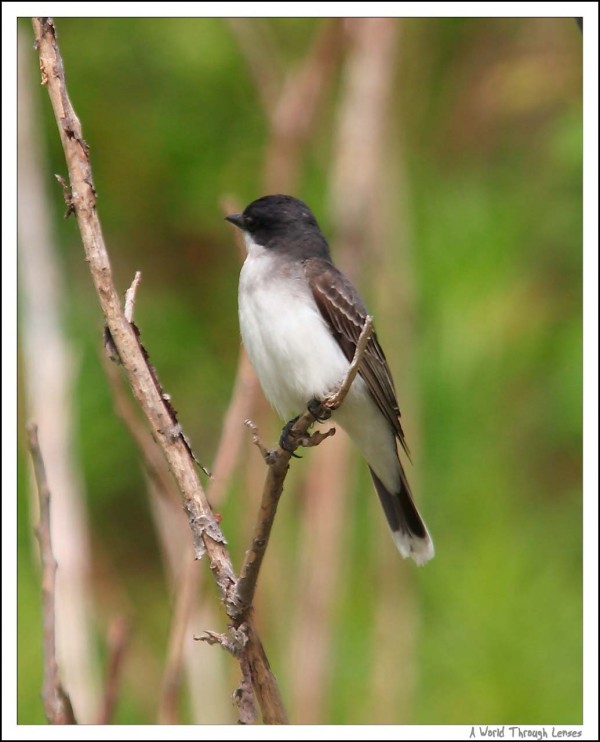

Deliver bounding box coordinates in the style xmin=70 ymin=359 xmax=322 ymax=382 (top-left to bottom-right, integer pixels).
xmin=245 ymin=216 xmax=255 ymax=228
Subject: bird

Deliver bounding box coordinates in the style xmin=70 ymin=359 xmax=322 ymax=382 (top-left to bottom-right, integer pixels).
xmin=226 ymin=194 xmax=434 ymax=565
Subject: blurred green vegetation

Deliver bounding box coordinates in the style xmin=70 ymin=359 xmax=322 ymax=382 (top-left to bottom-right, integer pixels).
xmin=17 ymin=17 xmax=582 ymax=725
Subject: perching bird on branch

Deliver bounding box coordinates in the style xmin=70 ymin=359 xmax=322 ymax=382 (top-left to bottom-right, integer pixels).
xmin=227 ymin=195 xmax=434 ymax=565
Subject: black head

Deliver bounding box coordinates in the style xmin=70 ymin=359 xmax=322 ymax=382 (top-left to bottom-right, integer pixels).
xmin=226 ymin=194 xmax=331 ymax=260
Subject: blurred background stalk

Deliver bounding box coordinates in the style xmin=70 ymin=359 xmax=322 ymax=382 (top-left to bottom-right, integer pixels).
xmin=18 ymin=28 xmax=99 ymax=722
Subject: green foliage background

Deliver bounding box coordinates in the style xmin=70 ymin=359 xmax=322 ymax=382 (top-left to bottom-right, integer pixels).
xmin=17 ymin=17 xmax=582 ymax=725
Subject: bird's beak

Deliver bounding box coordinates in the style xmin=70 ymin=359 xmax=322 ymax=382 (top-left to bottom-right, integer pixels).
xmin=225 ymin=212 xmax=245 ymax=230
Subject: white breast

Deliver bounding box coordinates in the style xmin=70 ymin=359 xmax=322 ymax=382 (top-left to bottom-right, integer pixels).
xmin=238 ymin=238 xmax=351 ymax=420
xmin=238 ymin=235 xmax=403 ymax=494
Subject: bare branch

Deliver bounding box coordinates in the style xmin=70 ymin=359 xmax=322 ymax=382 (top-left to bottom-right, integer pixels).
xmin=32 ymin=17 xmax=287 ymax=725
xmin=244 ymin=419 xmax=271 ymax=462
xmin=231 ymin=317 xmax=374 ymax=619
xmin=26 ymin=423 xmax=77 ymax=725
xmin=96 ymin=617 xmax=130 ymax=724
xmin=230 ymin=443 xmax=290 ymax=618
xmin=33 ymin=7 xmax=220 ymax=604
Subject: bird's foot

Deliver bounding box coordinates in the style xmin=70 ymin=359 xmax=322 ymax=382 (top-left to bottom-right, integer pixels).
xmin=307 ymin=397 xmax=331 ymax=422
xmin=279 ymin=416 xmax=302 ymax=458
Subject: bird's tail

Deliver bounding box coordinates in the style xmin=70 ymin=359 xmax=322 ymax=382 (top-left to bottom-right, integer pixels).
xmin=369 ymin=468 xmax=434 ymax=566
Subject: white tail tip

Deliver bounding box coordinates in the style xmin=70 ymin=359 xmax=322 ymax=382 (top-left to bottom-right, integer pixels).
xmin=392 ymin=530 xmax=435 ymax=566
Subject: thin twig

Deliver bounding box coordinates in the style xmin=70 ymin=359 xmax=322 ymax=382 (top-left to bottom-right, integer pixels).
xmin=33 ymin=17 xmax=287 ymax=725
xmin=96 ymin=617 xmax=130 ymax=724
xmin=324 ymin=316 xmax=374 ymax=410
xmin=107 ymin=271 xmax=212 ymax=477
xmin=124 ymin=271 xmax=142 ymax=323
xmin=26 ymin=423 xmax=77 ymax=725
xmin=244 ymin=419 xmax=271 ymax=462
xmin=231 ymin=318 xmax=375 ymax=619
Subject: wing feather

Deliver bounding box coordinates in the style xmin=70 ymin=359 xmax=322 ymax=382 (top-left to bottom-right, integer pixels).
xmin=304 ymin=257 xmax=410 ymax=456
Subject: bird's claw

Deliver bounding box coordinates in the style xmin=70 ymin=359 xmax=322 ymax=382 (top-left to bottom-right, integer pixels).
xmin=279 ymin=416 xmax=303 ymax=457
xmin=307 ymin=397 xmax=331 ymax=422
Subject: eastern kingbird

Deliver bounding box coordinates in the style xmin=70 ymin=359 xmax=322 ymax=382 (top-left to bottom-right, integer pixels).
xmin=226 ymin=194 xmax=434 ymax=565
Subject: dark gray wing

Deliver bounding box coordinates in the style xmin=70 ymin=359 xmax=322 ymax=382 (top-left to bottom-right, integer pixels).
xmin=303 ymin=257 xmax=410 ymax=457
